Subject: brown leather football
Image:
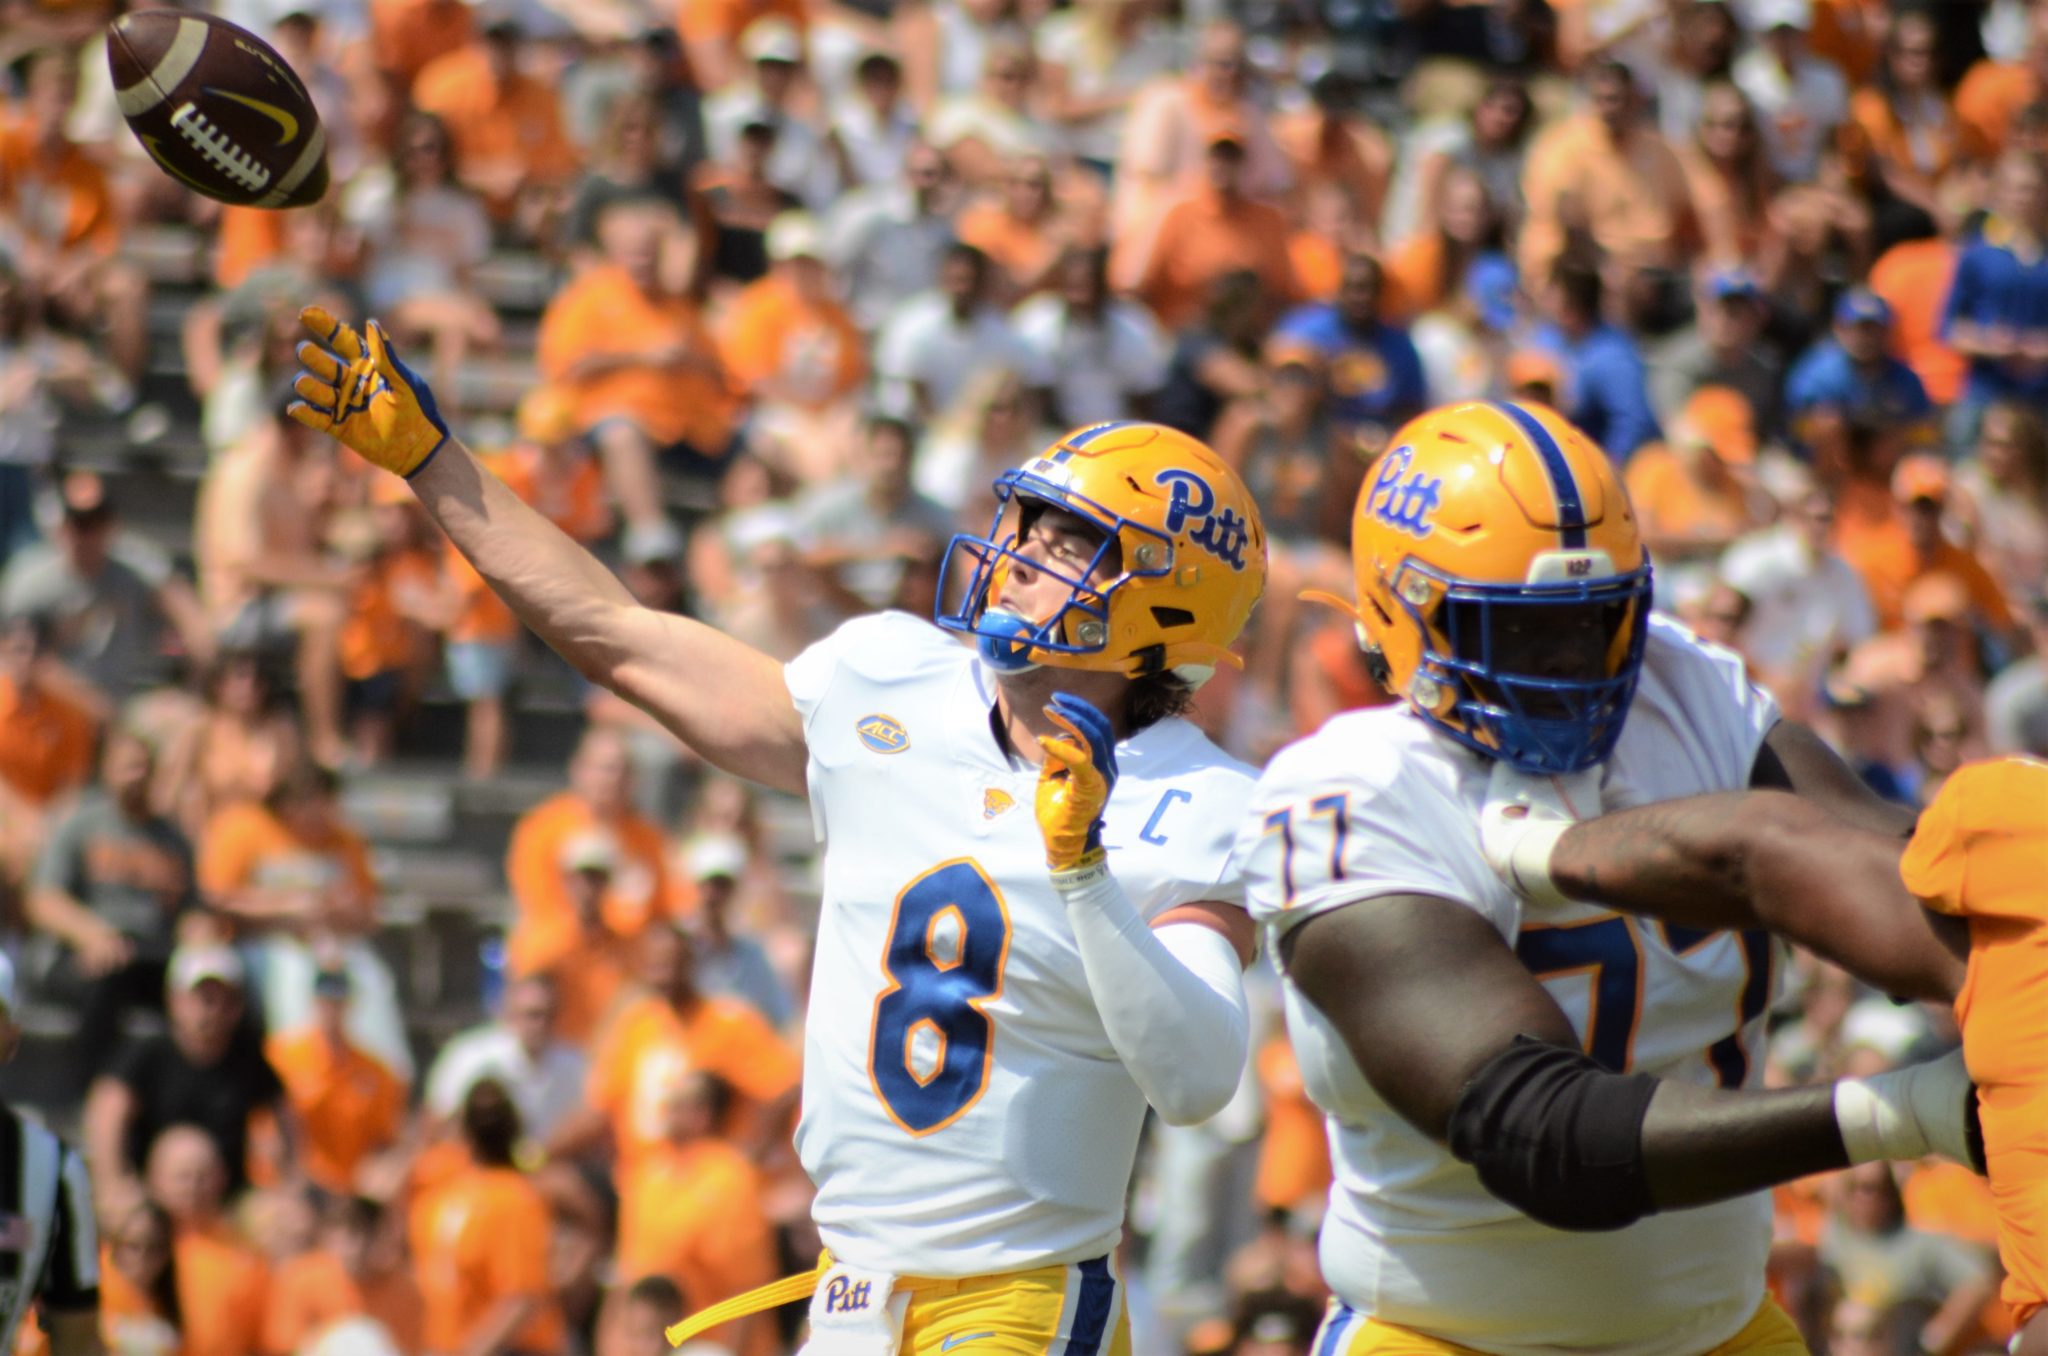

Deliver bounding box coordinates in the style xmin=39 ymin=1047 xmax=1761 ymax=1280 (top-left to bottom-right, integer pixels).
xmin=107 ymin=10 xmax=329 ymax=210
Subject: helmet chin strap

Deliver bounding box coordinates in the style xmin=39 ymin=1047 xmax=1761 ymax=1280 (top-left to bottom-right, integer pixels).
xmin=978 ymin=608 xmax=1048 ymax=673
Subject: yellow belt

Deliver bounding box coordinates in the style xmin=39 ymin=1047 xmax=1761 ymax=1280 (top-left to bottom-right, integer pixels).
xmin=667 ymin=1259 xmax=831 ymax=1348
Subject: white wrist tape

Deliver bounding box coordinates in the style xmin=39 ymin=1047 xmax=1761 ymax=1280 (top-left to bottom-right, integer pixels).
xmin=1494 ymin=815 xmax=1580 ymax=910
xmin=1834 ymin=1048 xmax=1975 ymax=1165
xmin=1051 ymin=863 xmax=1250 ymax=1127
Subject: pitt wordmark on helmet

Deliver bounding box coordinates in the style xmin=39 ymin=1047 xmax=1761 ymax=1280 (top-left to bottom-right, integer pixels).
xmin=1312 ymin=400 xmax=1653 ymax=775
xmin=938 ymin=421 xmax=1269 ymax=686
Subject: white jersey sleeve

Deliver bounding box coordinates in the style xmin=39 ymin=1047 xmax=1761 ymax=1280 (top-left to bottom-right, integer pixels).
xmin=1240 ymin=708 xmax=1516 ymax=945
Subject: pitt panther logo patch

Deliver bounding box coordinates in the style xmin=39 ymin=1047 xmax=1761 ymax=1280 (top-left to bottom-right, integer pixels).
xmin=824 ymin=1276 xmax=874 ymax=1313
xmin=1155 ymin=469 xmax=1251 ymax=570
xmin=1365 ymin=445 xmax=1443 ymax=539
xmin=982 ymin=788 xmax=1015 ymax=819
xmin=856 ymin=714 xmax=910 ymax=755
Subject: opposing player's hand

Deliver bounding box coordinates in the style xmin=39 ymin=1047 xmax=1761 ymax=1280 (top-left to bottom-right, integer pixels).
xmin=1036 ymin=693 xmax=1118 ymax=873
xmin=288 ymin=306 xmax=450 ymax=478
xmin=1480 ymin=762 xmax=1603 ymax=908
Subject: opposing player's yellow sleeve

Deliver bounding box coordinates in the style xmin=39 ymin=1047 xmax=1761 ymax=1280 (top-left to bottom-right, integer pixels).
xmin=1900 ymin=759 xmax=2048 ymax=923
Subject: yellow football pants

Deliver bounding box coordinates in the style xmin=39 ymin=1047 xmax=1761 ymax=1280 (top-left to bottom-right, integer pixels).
xmin=1312 ymin=1296 xmax=1809 ymax=1356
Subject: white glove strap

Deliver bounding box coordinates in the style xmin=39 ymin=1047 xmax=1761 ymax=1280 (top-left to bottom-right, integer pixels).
xmin=1834 ymin=1049 xmax=1975 ymax=1165
xmin=1051 ymin=865 xmax=1250 ymax=1127
xmin=1494 ymin=815 xmax=1579 ymax=910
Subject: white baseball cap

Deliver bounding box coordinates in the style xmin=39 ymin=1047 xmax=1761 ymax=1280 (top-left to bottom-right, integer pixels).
xmin=169 ymin=943 xmax=246 ymax=993
xmin=1750 ymin=0 xmax=1811 ymax=31
xmin=0 ymin=951 xmax=17 ymax=1016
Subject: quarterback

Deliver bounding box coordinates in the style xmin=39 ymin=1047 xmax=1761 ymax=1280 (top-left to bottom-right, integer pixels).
xmin=1238 ymin=400 xmax=1976 ymax=1356
xmin=286 ymin=311 xmax=1269 ymax=1356
xmin=1486 ymin=758 xmax=2047 ymax=1353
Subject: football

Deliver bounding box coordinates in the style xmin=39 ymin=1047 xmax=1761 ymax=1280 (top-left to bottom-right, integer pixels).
xmin=107 ymin=10 xmax=329 ymax=210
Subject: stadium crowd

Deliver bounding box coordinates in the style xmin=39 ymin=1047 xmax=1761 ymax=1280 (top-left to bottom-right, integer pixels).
xmin=0 ymin=0 xmax=2045 ymax=1348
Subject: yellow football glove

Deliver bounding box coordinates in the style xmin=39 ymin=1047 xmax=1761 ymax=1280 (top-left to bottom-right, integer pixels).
xmin=288 ymin=306 xmax=450 ymax=478
xmin=1035 ymin=693 xmax=1119 ymax=872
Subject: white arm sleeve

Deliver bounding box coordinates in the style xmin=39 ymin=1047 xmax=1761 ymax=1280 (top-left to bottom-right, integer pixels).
xmin=1054 ymin=862 xmax=1250 ymax=1127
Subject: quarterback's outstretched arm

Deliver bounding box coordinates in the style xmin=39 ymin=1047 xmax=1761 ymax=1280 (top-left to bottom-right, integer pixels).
xmin=288 ymin=309 xmax=806 ymax=795
xmin=1281 ymin=895 xmax=1975 ymax=1231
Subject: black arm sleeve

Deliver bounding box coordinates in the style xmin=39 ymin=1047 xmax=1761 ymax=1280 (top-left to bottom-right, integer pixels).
xmin=1446 ymin=1035 xmax=1661 ymax=1232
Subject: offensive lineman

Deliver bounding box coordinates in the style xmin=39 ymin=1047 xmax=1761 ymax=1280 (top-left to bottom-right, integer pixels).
xmin=1239 ymin=400 xmax=1976 ymax=1356
xmin=285 ymin=309 xmax=1269 ymax=1356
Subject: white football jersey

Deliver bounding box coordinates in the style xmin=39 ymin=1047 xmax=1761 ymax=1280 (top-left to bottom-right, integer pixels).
xmin=1241 ymin=617 xmax=1783 ymax=1356
xmin=786 ymin=611 xmax=1255 ymax=1278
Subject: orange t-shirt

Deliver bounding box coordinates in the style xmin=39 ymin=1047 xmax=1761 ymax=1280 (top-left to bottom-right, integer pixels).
xmin=485 ymin=446 xmax=612 ymax=546
xmin=97 ymin=1250 xmax=186 ymax=1356
xmin=410 ymin=46 xmax=577 ymax=192
xmin=585 ymin=994 xmax=801 ymax=1166
xmin=1136 ymin=189 xmax=1301 ymax=330
xmin=213 ymin=206 xmax=287 ymax=292
xmin=265 ymin=1028 xmax=407 ymax=1195
xmin=615 ymin=1139 xmax=776 ymax=1344
xmin=1288 ymin=232 xmax=1344 ymax=308
xmin=370 ymin=0 xmax=475 ymax=88
xmin=505 ymin=794 xmax=673 ymax=970
xmin=1253 ymin=1036 xmax=1332 ymax=1213
xmin=1846 ymin=87 xmax=1986 ymax=187
xmin=674 ymin=0 xmax=807 ymax=50
xmin=172 ymin=1226 xmax=269 ymax=1356
xmin=1954 ymin=60 xmax=2039 ymax=158
xmin=956 ymin=203 xmax=1062 ymax=298
xmin=410 ymin=1164 xmax=563 ymax=1355
xmin=340 ymin=546 xmax=441 ymax=681
xmin=1839 ymin=526 xmax=2015 ymax=634
xmin=0 ymin=677 xmax=95 ymax=807
xmin=440 ymin=546 xmax=520 ymax=646
xmin=536 ymin=266 xmax=736 ymax=452
xmin=197 ymin=801 xmax=380 ymax=930
xmin=1870 ymin=237 xmax=1967 ymax=407
xmin=1623 ymin=446 xmax=1753 ymax=550
xmin=0 ymin=117 xmax=117 ymax=254
xmin=717 ymin=274 xmax=868 ymax=408
xmin=263 ymin=1249 xmax=425 ymax=1356
xmin=1903 ymin=758 xmax=2048 ymax=1322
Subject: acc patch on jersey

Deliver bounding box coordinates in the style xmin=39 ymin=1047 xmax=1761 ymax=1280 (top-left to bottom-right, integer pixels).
xmin=856 ymin=714 xmax=910 ymax=755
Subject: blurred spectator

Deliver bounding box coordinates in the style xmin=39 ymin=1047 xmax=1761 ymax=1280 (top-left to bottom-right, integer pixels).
xmin=706 ymin=19 xmax=835 ymax=212
xmin=1986 ymin=590 xmax=2048 ymax=755
xmin=1152 ymin=270 xmax=1275 ymax=444
xmin=1955 ymin=3 xmax=2048 ymax=157
xmin=1647 ymin=269 xmax=1786 ymax=443
xmin=719 ymin=212 xmax=869 ymax=474
xmin=1271 ymin=253 xmax=1427 ymax=445
xmin=827 ymin=49 xmax=919 ymax=191
xmin=681 ymin=836 xmax=794 ymax=1029
xmin=425 ymin=974 xmax=589 ymax=1144
xmin=1252 ymin=1033 xmax=1330 ymax=1224
xmin=1518 ymin=60 xmax=1697 ymax=284
xmin=1841 ymin=454 xmax=2015 ymax=636
xmin=264 ymin=965 xmax=406 ymax=1196
xmin=1720 ymin=464 xmax=1877 ymax=713
xmin=564 ymin=89 xmax=698 ymax=264
xmin=340 ymin=110 xmax=502 ymax=403
xmin=0 ymin=260 xmax=124 ymax=568
xmin=1867 ymin=182 xmax=1970 ymax=408
xmin=1271 ymin=74 xmax=1394 ymax=252
xmin=1785 ymin=288 xmax=1934 ymax=445
xmin=0 ymin=47 xmax=147 ymax=390
xmin=794 ymin=411 xmax=951 ymax=612
xmin=332 ymin=495 xmax=445 ymax=769
xmin=701 ymin=118 xmax=809 ymax=289
xmin=1 ymin=472 xmax=213 ymax=703
xmin=83 ymin=943 xmax=287 ymax=1200
xmin=153 ymin=650 xmax=305 ymax=842
xmin=1819 ymin=1161 xmax=1996 ymax=1356
xmin=490 ymin=387 xmax=616 ymax=549
xmin=1036 ymin=0 xmax=1182 ymax=179
xmin=411 ymin=2 xmax=578 ymax=229
xmin=824 ymin=141 xmax=963 ymax=332
xmin=1657 ymin=1 xmax=1744 ymax=146
xmin=1225 ymin=1289 xmax=1323 ymax=1356
xmin=142 ymin=1127 xmax=269 ymax=1356
xmin=875 ymin=242 xmax=1043 ymax=419
xmin=536 ymin=200 xmax=735 ymax=543
xmin=98 ymin=1198 xmax=183 ymax=1356
xmin=927 ymin=43 xmax=1060 ymax=193
xmin=897 ymin=0 xmax=1027 ymax=109
xmin=410 ymin=1080 xmax=564 ymax=1356
xmin=549 ymin=923 xmax=799 ymax=1168
xmin=598 ymin=1275 xmax=687 ymax=1356
xmin=1950 ymin=398 xmax=2048 ymax=600
xmin=28 ymin=728 xmax=195 ymax=1093
xmin=1527 ymin=256 xmax=1662 ymax=463
xmin=1384 ymin=167 xmax=1508 ymax=324
xmin=957 ymin=153 xmax=1071 ymax=303
xmin=188 ymin=235 xmax=357 ymax=459
xmin=193 ymin=406 xmax=354 ymax=768
xmin=263 ymin=1194 xmax=423 ymax=1356
xmin=368 ymin=0 xmax=475 ymax=98
xmin=912 ymin=368 xmax=1046 ymax=515
xmin=613 ymin=1071 xmax=776 ymax=1353
xmin=0 ymin=611 xmax=98 ymax=821
xmin=1846 ymin=12 xmax=1983 ymax=240
xmin=196 ymin=761 xmax=377 ymax=943
xmin=675 ymin=0 xmax=809 ymax=94
xmin=1624 ymin=386 xmax=1770 ymax=576
xmin=1113 ymin=22 xmax=1289 ymax=253
xmin=1733 ymin=0 xmax=1851 ymax=184
xmin=1396 ymin=78 xmax=1535 ymax=250
xmin=1837 ymin=573 xmax=1993 ymax=794
xmin=1132 ymin=126 xmax=1300 ymax=332
xmin=1676 ymin=83 xmax=1781 ymax=272
xmin=1941 ymin=148 xmax=2048 ymax=444
xmin=1013 ymin=245 xmax=1170 ymax=428
xmin=506 ymin=728 xmax=673 ymax=1030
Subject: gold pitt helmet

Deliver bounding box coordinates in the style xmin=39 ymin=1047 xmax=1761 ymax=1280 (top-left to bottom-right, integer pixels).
xmin=1318 ymin=400 xmax=1652 ymax=773
xmin=937 ymin=421 xmax=1268 ymax=686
